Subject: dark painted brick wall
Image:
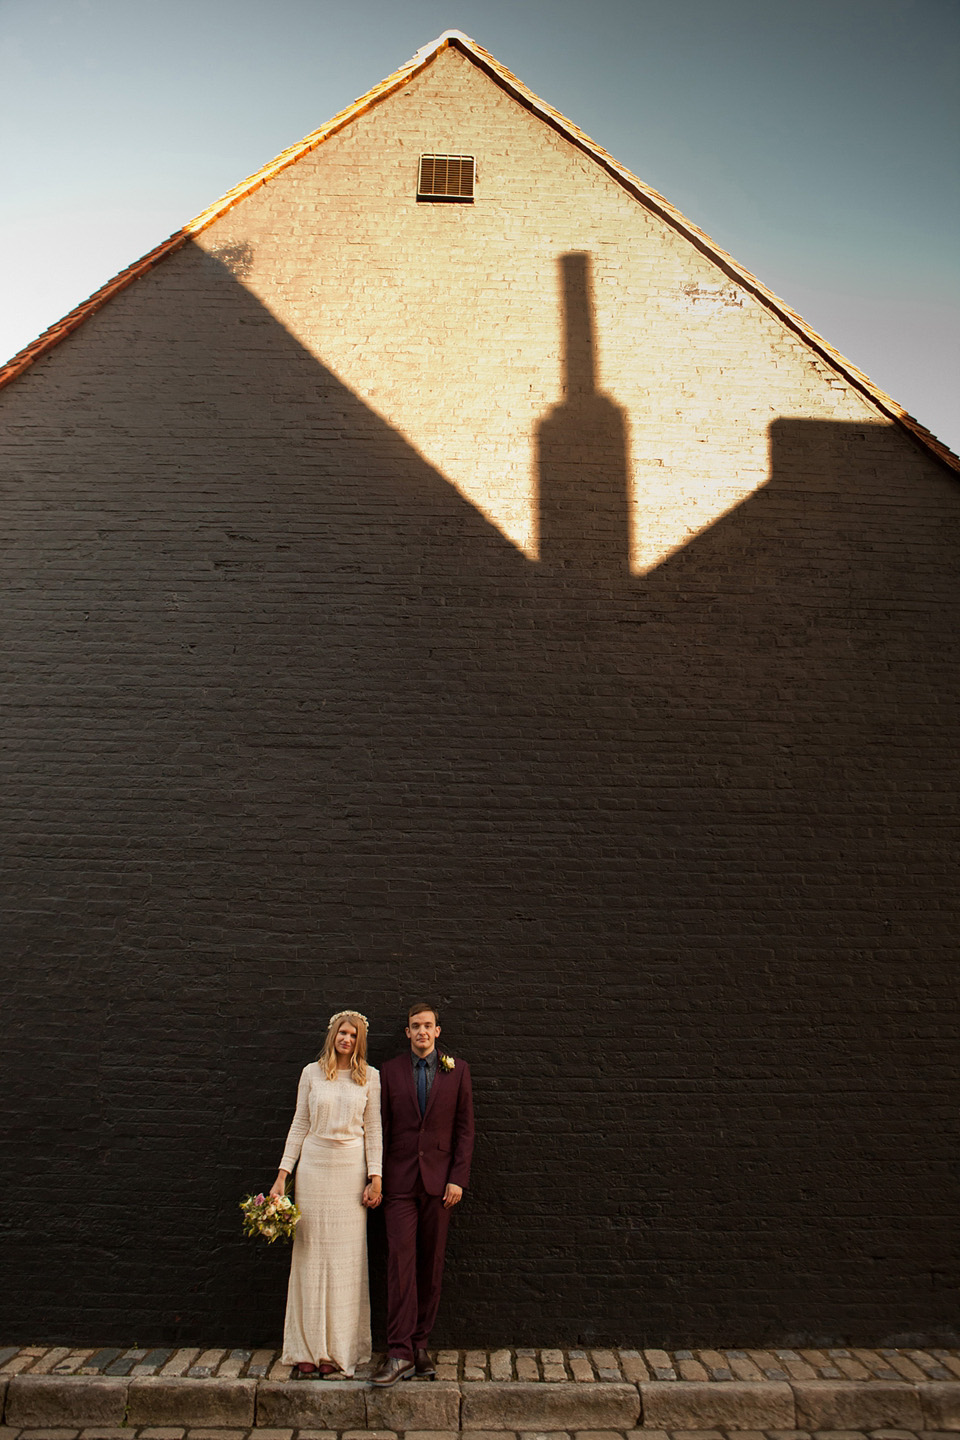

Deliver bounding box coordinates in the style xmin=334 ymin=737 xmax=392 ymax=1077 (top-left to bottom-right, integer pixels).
xmin=1 ymin=64 xmax=958 ymax=1346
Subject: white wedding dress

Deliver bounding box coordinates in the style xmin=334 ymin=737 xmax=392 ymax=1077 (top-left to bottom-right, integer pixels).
xmin=279 ymin=1062 xmax=382 ymax=1375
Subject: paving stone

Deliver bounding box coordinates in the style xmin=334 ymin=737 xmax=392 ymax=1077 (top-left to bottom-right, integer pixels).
xmin=832 ymin=1359 xmax=872 ymax=1382
xmin=52 ymin=1359 xmax=93 ymax=1382
xmin=466 ymin=1368 xmax=487 ymax=1382
xmin=293 ymin=1431 xmax=337 ymax=1439
xmin=727 ymin=1357 xmax=764 ymax=1382
xmin=639 ymin=1379 xmax=795 ymax=1430
xmin=774 ymin=1355 xmax=819 ymax=1383
xmin=341 ymin=1431 xmax=397 ymax=1440
xmin=136 ymin=1429 xmax=186 ymax=1438
xmin=466 ymin=1353 xmax=489 ymax=1371
xmin=517 ymin=1360 xmax=540 ymax=1383
xmin=676 ymin=1361 xmax=709 ymax=1382
xmin=697 ymin=1351 xmax=733 ymax=1381
xmin=17 ymin=1431 xmax=80 ymax=1439
xmin=455 ymin=1432 xmax=519 ymax=1440
xmin=247 ymin=1352 xmax=276 ymax=1380
xmin=7 ymin=1379 xmax=129 ymax=1428
xmin=574 ymin=1431 xmax=630 ymax=1440
xmin=402 ymin=1431 xmax=461 ymax=1440
xmin=28 ymin=1355 xmax=73 ymax=1379
xmin=127 ymin=1379 xmax=256 ymax=1428
xmin=436 ymin=1353 xmax=460 ymax=1366
xmin=542 ymin=1366 xmax=567 ymax=1383
xmin=104 ymin=1352 xmax=148 ymax=1379
xmin=77 ymin=1429 xmax=132 ymax=1439
xmin=800 ymin=1355 xmax=841 ymax=1381
xmin=765 ymin=1431 xmax=813 ymax=1439
xmin=920 ymin=1383 xmax=960 ymax=1431
xmin=254 ymin=1381 xmax=365 ymax=1430
xmin=570 ymin=1358 xmax=595 ymax=1384
xmin=618 ymin=1354 xmax=650 ymax=1385
xmin=624 ymin=1430 xmax=671 ymax=1440
xmin=462 ymin=1380 xmax=640 ymax=1431
xmin=245 ymin=1430 xmax=292 ymax=1439
xmin=866 ymin=1430 xmax=921 ymax=1438
xmin=793 ymin=1383 xmax=922 ymax=1432
xmin=670 ymin=1430 xmax=726 ymax=1440
xmin=930 ymin=1356 xmax=960 ymax=1381
xmin=0 ymin=1427 xmax=23 ymax=1440
xmin=183 ymin=1429 xmax=247 ymax=1440
xmin=591 ymin=1354 xmax=619 ymax=1377
xmin=0 ymin=1352 xmax=20 ymax=1370
xmin=490 ymin=1353 xmax=513 ymax=1383
xmin=540 ymin=1354 xmax=565 ymax=1367
xmin=74 ymin=1357 xmax=121 ymax=1382
xmin=907 ymin=1356 xmax=949 ymax=1381
xmin=365 ymin=1379 xmax=461 ymax=1431
xmin=642 ymin=1354 xmax=675 ymax=1384
xmin=435 ymin=1368 xmax=459 ymax=1383
xmin=517 ymin=1432 xmax=570 ymax=1440
xmin=884 ymin=1359 xmax=931 ymax=1385
xmin=810 ymin=1431 xmax=869 ymax=1439
xmin=3 ymin=1363 xmax=42 ymax=1379
xmin=159 ymin=1355 xmax=199 ymax=1380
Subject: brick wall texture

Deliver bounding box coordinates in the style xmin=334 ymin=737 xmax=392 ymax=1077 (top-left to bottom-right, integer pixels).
xmin=1 ymin=45 xmax=958 ymax=1347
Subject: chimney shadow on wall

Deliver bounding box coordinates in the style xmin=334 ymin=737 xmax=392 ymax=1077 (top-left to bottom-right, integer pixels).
xmin=536 ymin=252 xmax=631 ymax=583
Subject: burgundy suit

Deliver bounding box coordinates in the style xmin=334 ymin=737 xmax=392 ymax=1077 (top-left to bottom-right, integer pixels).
xmin=380 ymin=1051 xmax=474 ymax=1358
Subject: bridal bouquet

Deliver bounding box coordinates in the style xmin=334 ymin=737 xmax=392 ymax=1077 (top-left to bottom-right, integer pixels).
xmin=239 ymin=1190 xmax=301 ymax=1244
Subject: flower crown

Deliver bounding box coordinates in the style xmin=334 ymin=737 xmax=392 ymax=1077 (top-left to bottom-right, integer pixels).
xmin=329 ymin=1009 xmax=368 ymax=1028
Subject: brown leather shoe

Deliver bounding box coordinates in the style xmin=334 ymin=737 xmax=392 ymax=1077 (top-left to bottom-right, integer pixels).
xmin=414 ymin=1348 xmax=436 ymax=1379
xmin=370 ymin=1354 xmax=415 ymax=1386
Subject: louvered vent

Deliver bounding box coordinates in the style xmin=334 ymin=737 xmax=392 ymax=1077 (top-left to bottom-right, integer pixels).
xmin=417 ymin=154 xmax=475 ymax=201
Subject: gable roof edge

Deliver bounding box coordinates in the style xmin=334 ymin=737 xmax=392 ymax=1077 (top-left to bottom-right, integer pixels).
xmin=1 ymin=29 xmax=956 ymax=477
xmin=446 ymin=34 xmax=958 ymax=476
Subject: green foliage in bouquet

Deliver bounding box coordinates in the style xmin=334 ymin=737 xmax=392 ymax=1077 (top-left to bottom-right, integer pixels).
xmin=239 ymin=1190 xmax=301 ymax=1243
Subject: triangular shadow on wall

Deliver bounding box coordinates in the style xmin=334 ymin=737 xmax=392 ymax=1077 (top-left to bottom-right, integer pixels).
xmin=2 ymin=241 xmax=957 ymax=1345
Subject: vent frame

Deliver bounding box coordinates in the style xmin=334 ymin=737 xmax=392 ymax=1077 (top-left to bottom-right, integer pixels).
xmin=417 ymin=153 xmax=476 ymax=203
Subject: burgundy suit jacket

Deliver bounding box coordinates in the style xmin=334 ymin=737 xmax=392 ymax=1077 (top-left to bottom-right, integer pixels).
xmin=380 ymin=1052 xmax=475 ymax=1197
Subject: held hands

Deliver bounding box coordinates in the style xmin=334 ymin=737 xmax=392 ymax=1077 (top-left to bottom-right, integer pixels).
xmin=362 ymin=1178 xmax=382 ymax=1208
xmin=443 ymin=1183 xmax=463 ymax=1209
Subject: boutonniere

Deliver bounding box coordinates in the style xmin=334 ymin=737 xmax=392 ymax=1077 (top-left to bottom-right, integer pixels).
xmin=439 ymin=1053 xmax=455 ymax=1072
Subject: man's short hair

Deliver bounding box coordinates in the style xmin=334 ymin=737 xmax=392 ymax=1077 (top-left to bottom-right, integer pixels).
xmin=407 ymin=1000 xmax=440 ymax=1024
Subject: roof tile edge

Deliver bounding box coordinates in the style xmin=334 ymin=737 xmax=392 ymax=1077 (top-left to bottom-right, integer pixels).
xmin=0 ymin=30 xmax=956 ymax=475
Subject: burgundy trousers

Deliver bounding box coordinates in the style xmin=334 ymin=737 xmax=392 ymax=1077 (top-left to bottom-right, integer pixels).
xmin=384 ymin=1178 xmax=452 ymax=1358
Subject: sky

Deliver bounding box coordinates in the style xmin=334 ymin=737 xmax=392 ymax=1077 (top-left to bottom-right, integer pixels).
xmin=1 ymin=0 xmax=958 ymax=453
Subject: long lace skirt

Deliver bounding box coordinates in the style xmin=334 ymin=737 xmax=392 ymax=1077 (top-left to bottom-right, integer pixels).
xmin=281 ymin=1137 xmax=370 ymax=1375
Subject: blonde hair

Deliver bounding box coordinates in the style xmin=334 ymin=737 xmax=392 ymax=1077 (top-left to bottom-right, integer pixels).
xmin=317 ymin=1010 xmax=368 ymax=1084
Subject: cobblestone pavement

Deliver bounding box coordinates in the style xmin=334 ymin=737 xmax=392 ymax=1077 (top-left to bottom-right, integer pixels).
xmin=3 ymin=1350 xmax=959 ymax=1385
xmin=0 ymin=1425 xmax=958 ymax=1440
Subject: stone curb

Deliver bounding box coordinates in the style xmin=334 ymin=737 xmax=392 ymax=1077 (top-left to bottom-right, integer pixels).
xmin=639 ymin=1380 xmax=793 ymax=1430
xmin=128 ymin=1377 xmax=258 ymax=1426
xmin=366 ymin=1380 xmax=461 ymax=1431
xmin=2 ymin=1372 xmax=959 ymax=1431
xmin=792 ymin=1379 xmax=923 ymax=1430
xmin=5 ymin=1375 xmax=129 ymax=1427
xmin=924 ymin=1381 xmax=960 ymax=1430
xmin=461 ymin=1382 xmax=640 ymax=1430
xmin=256 ymin=1380 xmax=367 ymax=1429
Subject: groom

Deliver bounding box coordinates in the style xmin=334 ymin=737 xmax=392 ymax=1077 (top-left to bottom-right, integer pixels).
xmin=371 ymin=1002 xmax=475 ymax=1385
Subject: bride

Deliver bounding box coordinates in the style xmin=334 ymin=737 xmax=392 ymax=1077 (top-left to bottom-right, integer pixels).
xmin=270 ymin=1009 xmax=382 ymax=1379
